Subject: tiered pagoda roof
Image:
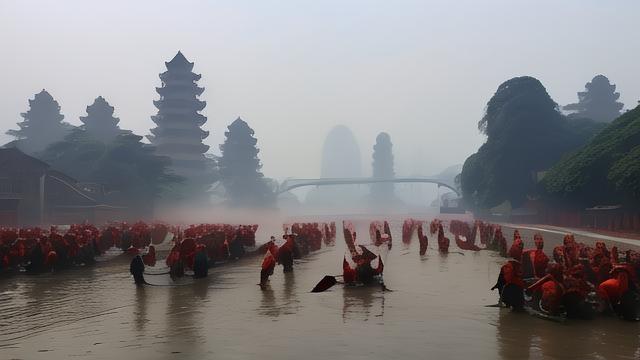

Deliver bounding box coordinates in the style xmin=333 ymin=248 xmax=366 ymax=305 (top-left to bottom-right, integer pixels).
xmin=149 ymin=51 xmax=212 ymax=186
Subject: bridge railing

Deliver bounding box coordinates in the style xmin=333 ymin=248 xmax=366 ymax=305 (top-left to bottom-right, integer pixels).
xmin=277 ymin=177 xmax=460 ymax=196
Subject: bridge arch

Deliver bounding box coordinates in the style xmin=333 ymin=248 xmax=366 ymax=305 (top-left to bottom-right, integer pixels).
xmin=277 ymin=177 xmax=460 ymax=197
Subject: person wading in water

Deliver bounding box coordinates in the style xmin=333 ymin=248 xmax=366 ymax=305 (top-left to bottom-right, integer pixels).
xmin=130 ymin=254 xmax=146 ymax=285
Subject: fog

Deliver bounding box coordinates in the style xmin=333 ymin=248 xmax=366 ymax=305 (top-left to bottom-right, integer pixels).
xmin=1 ymin=0 xmax=639 ymax=184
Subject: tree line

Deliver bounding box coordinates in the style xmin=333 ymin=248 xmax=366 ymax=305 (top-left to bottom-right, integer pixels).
xmin=4 ymin=52 xmax=400 ymax=214
xmin=460 ymin=74 xmax=638 ymax=212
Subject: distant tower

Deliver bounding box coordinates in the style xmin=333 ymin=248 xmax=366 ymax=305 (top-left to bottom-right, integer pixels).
xmin=80 ymin=96 xmax=123 ymax=143
xmin=218 ymin=117 xmax=273 ymax=207
xmin=320 ymin=125 xmax=362 ymax=178
xmin=7 ymin=90 xmax=72 ymax=155
xmin=564 ymin=74 xmax=624 ymax=123
xmin=371 ymin=132 xmax=395 ymax=201
xmin=305 ymin=125 xmax=364 ymax=207
xmin=149 ymin=51 xmax=212 ymax=195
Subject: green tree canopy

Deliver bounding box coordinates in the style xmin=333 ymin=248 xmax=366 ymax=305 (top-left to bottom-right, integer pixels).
xmin=218 ymin=117 xmax=274 ymax=207
xmin=38 ymin=129 xmax=178 ymax=216
xmin=542 ymin=105 xmax=640 ymax=208
xmin=461 ymin=76 xmax=604 ymax=209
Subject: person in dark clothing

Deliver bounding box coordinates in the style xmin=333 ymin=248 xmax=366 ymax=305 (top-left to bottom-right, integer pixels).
xmin=278 ymin=235 xmax=295 ymax=273
xmin=193 ymin=249 xmax=209 ymax=278
xmin=25 ymin=242 xmax=44 ymax=273
xmin=228 ymin=238 xmax=245 ymax=260
xmin=121 ymin=231 xmax=132 ymax=251
xmin=356 ymin=260 xmax=376 ymax=285
xmin=54 ymin=241 xmax=69 ymax=269
xmin=78 ymin=245 xmax=96 ymax=265
xmin=296 ymin=235 xmax=310 ymax=257
xmin=130 ymin=255 xmax=146 ymax=285
xmin=170 ymin=259 xmax=185 ymax=279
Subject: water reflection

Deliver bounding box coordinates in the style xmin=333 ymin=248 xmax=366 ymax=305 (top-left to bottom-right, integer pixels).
xmin=258 ymin=285 xmax=278 ymax=317
xmin=342 ymin=286 xmax=385 ymax=322
xmin=496 ymin=308 xmax=640 ymax=359
xmin=165 ymin=280 xmax=204 ymax=346
xmin=281 ymin=272 xmax=300 ymax=315
xmin=3 ymin=221 xmax=640 ymax=360
xmin=133 ymin=286 xmax=148 ymax=333
xmin=257 ymin=272 xmax=300 ymax=317
xmin=496 ymin=310 xmax=534 ymax=360
xmin=192 ymin=279 xmax=210 ymax=301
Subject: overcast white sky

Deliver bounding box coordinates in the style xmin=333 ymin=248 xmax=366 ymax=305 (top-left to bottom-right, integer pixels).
xmin=1 ymin=0 xmax=638 ymax=180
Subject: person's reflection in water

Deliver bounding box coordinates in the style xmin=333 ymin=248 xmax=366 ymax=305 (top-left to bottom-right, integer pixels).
xmin=535 ymin=321 xmax=592 ymax=359
xmin=192 ymin=280 xmax=209 ymax=302
xmin=281 ymin=271 xmax=300 ymax=315
xmin=342 ymin=286 xmax=382 ymax=322
xmin=133 ymin=286 xmax=149 ymax=333
xmin=258 ymin=284 xmax=279 ymax=317
xmin=496 ymin=310 xmax=533 ymax=360
xmin=438 ymin=252 xmax=449 ymax=273
xmin=165 ymin=282 xmax=204 ymax=350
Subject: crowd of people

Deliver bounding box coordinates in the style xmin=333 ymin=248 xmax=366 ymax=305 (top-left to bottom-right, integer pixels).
xmin=0 ymin=222 xmax=173 ymax=274
xmin=490 ymin=228 xmax=640 ymax=321
xmin=258 ymin=222 xmax=337 ymax=288
xmin=395 ymin=217 xmax=640 ymax=321
xmin=5 ymin=217 xmax=640 ymax=322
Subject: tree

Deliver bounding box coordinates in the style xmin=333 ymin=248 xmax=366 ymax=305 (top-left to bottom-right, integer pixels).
xmin=80 ymin=96 xmax=126 ymax=143
xmin=564 ymin=75 xmax=624 ymax=123
xmin=543 ymin=105 xmax=640 ymax=208
xmin=218 ymin=118 xmax=274 ymax=207
xmin=370 ymin=132 xmax=395 ymax=202
xmin=461 ymin=76 xmax=603 ymax=209
xmin=7 ymin=90 xmax=73 ymax=155
xmin=39 ymin=130 xmax=178 ymax=217
xmin=149 ymin=51 xmax=214 ymax=199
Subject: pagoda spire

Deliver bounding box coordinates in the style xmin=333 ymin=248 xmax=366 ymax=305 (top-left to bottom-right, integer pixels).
xmin=80 ymin=96 xmax=122 ymax=142
xmin=149 ymin=51 xmax=213 ymax=197
xmin=6 ymin=89 xmax=72 ymax=155
xmin=165 ymin=51 xmax=194 ymax=71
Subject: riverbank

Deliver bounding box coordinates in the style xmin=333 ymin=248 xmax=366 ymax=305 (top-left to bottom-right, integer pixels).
xmin=500 ymin=223 xmax=640 ymax=251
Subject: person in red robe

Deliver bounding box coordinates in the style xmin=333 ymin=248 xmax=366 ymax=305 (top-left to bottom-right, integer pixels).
xmin=278 ymin=235 xmax=295 ymax=273
xmin=527 ymin=263 xmax=565 ymax=315
xmin=343 ymin=256 xmax=357 ymax=284
xmin=508 ymin=237 xmax=524 ymax=262
xmin=562 ymin=234 xmax=579 ymax=268
xmin=597 ymin=266 xmax=640 ymax=320
xmin=437 ymin=224 xmax=449 ymax=253
xmin=522 ymin=233 xmax=549 ymax=279
xmin=259 ymin=241 xmax=278 ymax=290
xmin=493 ymin=245 xmax=525 ymax=311
xmin=417 ymin=224 xmax=428 ymax=256
xmin=142 ymin=245 xmax=156 ymax=267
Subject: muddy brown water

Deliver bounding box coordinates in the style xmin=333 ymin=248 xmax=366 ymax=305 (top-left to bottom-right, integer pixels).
xmin=1 ymin=221 xmax=639 ymax=360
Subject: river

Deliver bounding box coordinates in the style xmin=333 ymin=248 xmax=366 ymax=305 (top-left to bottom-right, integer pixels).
xmin=1 ymin=220 xmax=639 ymax=360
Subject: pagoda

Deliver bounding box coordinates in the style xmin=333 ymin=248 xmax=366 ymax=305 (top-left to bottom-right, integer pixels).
xmin=149 ymin=51 xmax=212 ymax=194
xmin=80 ymin=96 xmax=124 ymax=143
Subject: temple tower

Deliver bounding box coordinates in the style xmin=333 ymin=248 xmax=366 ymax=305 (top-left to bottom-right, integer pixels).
xmin=149 ymin=51 xmax=213 ymax=195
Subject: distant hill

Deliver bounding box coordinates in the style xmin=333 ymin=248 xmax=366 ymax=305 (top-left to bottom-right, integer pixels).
xmin=542 ymin=105 xmax=640 ymax=207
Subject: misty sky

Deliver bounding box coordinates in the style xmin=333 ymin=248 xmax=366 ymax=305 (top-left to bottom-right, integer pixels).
xmin=1 ymin=0 xmax=639 ymax=181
